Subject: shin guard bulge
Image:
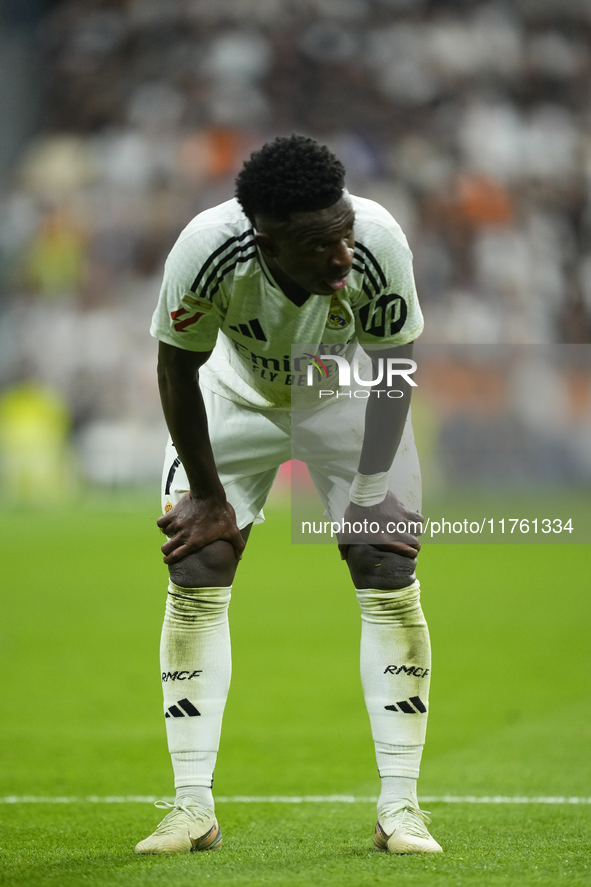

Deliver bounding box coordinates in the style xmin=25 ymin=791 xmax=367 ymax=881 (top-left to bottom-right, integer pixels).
xmin=160 ymin=582 xmax=232 ymax=794
xmin=356 ymin=582 xmax=431 ymax=783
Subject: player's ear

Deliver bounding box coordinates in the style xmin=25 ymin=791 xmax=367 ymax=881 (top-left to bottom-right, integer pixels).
xmin=254 ymin=231 xmax=279 ymax=258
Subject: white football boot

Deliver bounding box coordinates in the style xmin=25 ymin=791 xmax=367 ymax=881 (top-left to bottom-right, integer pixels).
xmin=135 ymin=800 xmax=222 ymax=854
xmin=374 ymin=805 xmax=443 ymax=854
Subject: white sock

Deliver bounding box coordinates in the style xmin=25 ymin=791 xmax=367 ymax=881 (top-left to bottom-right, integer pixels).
xmin=356 ymin=581 xmax=431 ymax=823
xmin=160 ymin=582 xmax=232 ymax=816
xmin=378 ymin=775 xmax=418 ymax=811
xmin=174 ymin=783 xmax=214 ymax=810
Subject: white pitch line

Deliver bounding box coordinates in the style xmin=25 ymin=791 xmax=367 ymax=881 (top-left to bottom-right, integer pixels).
xmin=421 ymin=796 xmax=591 ymax=805
xmin=1 ymin=795 xmax=590 ymax=805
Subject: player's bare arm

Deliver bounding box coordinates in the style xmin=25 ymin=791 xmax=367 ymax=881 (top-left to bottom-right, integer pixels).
xmin=155 ymin=341 xmax=245 ymax=564
xmin=340 ymin=342 xmax=423 ymax=560
xmin=358 ymin=342 xmax=415 ymax=476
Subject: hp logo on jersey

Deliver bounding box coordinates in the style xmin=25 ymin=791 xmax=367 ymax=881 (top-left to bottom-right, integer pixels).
xmin=359 ymin=294 xmax=407 ymax=338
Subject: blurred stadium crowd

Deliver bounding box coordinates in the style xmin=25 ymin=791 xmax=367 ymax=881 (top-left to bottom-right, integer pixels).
xmin=1 ymin=0 xmax=591 ymax=490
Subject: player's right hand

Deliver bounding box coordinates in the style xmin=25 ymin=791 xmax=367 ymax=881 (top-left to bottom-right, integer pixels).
xmin=337 ymin=491 xmax=423 ymax=560
xmin=156 ymin=492 xmax=245 ymax=564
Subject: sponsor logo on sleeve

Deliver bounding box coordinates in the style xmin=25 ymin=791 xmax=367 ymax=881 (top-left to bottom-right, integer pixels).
xmin=171 ymin=295 xmax=213 ymax=332
xmin=359 ymin=294 xmax=407 ymax=337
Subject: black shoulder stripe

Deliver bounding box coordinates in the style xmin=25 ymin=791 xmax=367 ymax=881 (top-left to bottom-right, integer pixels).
xmin=362 ymin=281 xmax=374 ymax=301
xmin=352 ymin=262 xmax=364 ymax=274
xmin=208 ymin=251 xmax=258 ymax=300
xmin=353 ymin=249 xmax=380 ymax=298
xmin=363 ymin=264 xmax=381 ymax=298
xmin=198 ymin=241 xmax=256 ymax=303
xmin=355 ymin=241 xmax=387 ymax=288
xmin=190 ymin=228 xmax=254 ymax=294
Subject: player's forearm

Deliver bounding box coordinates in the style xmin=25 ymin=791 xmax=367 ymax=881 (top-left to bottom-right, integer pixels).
xmin=357 ymin=342 xmax=414 ymax=475
xmin=358 ymin=383 xmax=411 ymax=474
xmin=157 ymin=364 xmax=225 ymax=503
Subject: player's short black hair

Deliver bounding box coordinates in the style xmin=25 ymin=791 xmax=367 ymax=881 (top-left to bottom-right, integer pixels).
xmin=235 ymin=134 xmax=346 ymax=225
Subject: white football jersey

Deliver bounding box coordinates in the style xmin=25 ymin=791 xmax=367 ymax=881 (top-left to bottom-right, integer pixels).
xmin=150 ymin=195 xmax=423 ymax=410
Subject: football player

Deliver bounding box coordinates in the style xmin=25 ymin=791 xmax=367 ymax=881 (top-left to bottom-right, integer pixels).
xmin=135 ymin=135 xmax=441 ymax=856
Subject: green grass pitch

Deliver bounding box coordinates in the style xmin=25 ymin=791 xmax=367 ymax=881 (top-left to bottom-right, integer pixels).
xmin=1 ymin=492 xmax=590 ymax=886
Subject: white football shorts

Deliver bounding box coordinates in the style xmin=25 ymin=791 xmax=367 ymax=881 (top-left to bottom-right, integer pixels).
xmin=161 ymin=384 xmax=421 ymax=530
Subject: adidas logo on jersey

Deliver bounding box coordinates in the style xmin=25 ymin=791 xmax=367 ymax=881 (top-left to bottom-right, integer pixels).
xmin=164 ymin=698 xmax=201 ymax=718
xmin=384 ymin=696 xmax=427 ymax=714
xmin=228 ymin=318 xmax=267 ymax=341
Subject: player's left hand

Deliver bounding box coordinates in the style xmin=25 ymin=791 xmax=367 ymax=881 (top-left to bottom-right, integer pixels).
xmin=338 ymin=491 xmax=424 ymax=560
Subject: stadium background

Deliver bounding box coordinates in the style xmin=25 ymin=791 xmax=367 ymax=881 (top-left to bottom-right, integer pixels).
xmin=1 ymin=1 xmax=590 ymax=885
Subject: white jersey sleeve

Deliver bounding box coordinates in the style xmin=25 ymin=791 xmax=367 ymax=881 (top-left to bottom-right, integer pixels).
xmin=150 ymin=202 xmax=257 ymax=353
xmin=349 ymin=196 xmax=423 ymax=346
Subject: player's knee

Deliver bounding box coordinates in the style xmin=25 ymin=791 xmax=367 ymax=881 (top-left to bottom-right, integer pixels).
xmin=168 ymin=540 xmax=238 ymax=588
xmin=345 ymin=544 xmax=417 ymax=590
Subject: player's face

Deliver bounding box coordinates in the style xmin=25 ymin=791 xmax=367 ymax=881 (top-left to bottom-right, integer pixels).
xmin=256 ymin=195 xmax=355 ymax=298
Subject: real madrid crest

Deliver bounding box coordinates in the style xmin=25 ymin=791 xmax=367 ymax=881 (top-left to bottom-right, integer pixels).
xmin=325 ymin=296 xmax=352 ymax=330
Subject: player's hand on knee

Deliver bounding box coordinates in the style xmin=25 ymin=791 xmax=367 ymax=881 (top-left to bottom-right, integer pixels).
xmin=339 ymin=491 xmax=423 ymax=560
xmin=157 ymin=493 xmax=245 ymax=564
